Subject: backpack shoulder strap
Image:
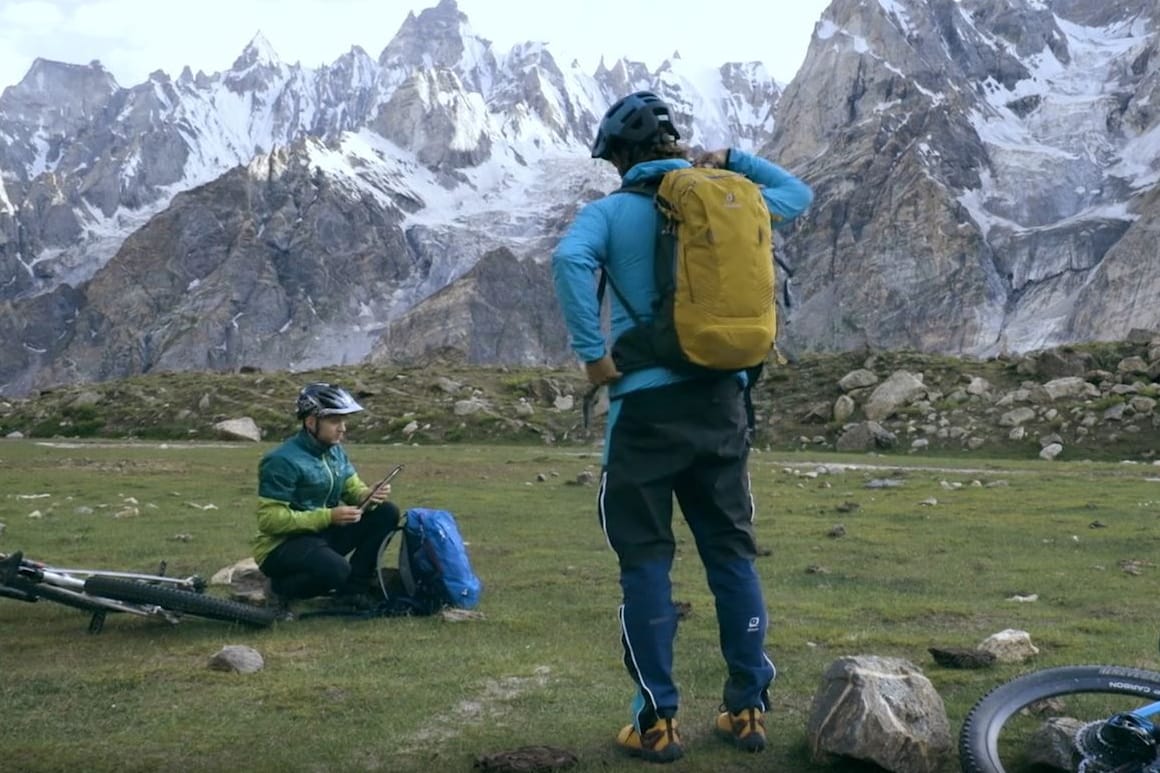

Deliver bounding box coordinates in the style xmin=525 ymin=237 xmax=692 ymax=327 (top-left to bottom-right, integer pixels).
xmin=597 ymin=176 xmax=664 ymax=325
xmin=605 ymin=175 xmax=676 ymax=319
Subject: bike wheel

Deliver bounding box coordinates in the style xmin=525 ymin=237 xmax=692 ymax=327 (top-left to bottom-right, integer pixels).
xmin=960 ymin=665 xmax=1160 ymax=772
xmin=84 ymin=577 xmax=275 ymax=628
xmin=26 ymin=581 xmax=118 ymax=614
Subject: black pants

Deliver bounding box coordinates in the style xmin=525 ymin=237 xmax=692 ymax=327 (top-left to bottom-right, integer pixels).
xmin=601 ymin=376 xmax=756 ymax=569
xmin=260 ymin=502 xmax=400 ymax=599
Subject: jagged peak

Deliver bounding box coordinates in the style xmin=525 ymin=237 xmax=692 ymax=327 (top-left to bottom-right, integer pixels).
xmin=13 ymin=58 xmax=119 ymax=92
xmin=504 ymin=41 xmax=557 ymax=69
xmin=379 ymin=0 xmax=474 ymax=67
xmin=398 ymin=0 xmax=467 ymax=34
xmin=232 ymin=31 xmax=281 ymax=71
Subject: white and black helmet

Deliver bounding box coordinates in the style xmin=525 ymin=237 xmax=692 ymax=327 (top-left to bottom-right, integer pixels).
xmin=295 ymin=382 xmax=363 ymax=419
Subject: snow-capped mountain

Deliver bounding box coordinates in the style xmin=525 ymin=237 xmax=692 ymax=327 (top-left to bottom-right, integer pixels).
xmin=1 ymin=0 xmax=1158 ymax=397
xmin=0 ymin=0 xmax=780 ymax=394
xmin=775 ymin=0 xmax=1160 ymax=356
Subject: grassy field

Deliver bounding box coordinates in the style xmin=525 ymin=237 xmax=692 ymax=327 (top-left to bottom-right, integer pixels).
xmin=2 ymin=438 xmax=1160 ymax=772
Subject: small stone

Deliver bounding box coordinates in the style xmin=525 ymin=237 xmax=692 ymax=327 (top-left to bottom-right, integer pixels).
xmin=208 ymin=645 xmax=264 ymax=674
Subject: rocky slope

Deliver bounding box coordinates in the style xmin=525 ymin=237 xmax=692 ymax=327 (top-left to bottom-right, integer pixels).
xmin=2 ymin=338 xmax=1157 ymax=464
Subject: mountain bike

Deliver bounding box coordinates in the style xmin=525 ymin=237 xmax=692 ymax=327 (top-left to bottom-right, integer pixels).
xmin=959 ymin=658 xmax=1160 ymax=772
xmin=0 ymin=550 xmax=275 ymax=633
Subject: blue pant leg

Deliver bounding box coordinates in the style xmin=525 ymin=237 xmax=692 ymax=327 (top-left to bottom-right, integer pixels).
xmin=705 ymin=557 xmax=776 ymax=711
xmin=619 ymin=559 xmax=679 ymax=726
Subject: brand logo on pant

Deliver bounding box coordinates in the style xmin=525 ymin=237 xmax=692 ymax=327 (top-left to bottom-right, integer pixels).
xmin=747 ymin=616 xmax=760 ymax=632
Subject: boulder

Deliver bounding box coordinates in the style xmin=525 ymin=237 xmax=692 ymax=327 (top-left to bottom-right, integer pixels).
xmin=213 ymin=417 xmax=261 ymax=442
xmin=836 ymin=421 xmax=897 ymax=452
xmin=839 ymin=369 xmax=879 ymax=392
xmin=978 ymin=629 xmax=1039 ymax=663
xmin=208 ymin=645 xmax=264 ymax=674
xmin=807 ymin=655 xmax=951 ymax=773
xmin=1040 ymin=376 xmax=1099 ymax=400
xmin=833 ymin=394 xmax=856 ymax=424
xmin=863 ymin=371 xmax=927 ymax=421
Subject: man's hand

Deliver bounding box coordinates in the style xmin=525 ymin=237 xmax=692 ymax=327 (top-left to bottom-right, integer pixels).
xmin=694 ymin=149 xmax=729 ymax=169
xmin=585 ymin=355 xmax=622 ymax=387
xmin=330 ymin=505 xmax=363 ymax=525
xmin=363 ymin=484 xmax=391 ymax=507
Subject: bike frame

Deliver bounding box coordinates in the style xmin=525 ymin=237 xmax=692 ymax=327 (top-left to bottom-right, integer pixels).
xmin=1131 ymin=704 xmax=1160 ymax=721
xmin=0 ymin=551 xmax=206 ymax=632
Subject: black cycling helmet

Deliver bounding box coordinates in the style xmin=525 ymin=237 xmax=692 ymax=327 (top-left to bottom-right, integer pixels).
xmin=590 ymin=90 xmax=680 ymax=160
xmin=295 ymin=382 xmax=363 ymax=419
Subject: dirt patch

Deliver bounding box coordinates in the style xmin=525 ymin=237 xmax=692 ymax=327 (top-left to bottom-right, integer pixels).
xmin=404 ymin=666 xmax=553 ymax=749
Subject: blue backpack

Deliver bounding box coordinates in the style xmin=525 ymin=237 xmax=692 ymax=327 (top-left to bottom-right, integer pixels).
xmin=396 ymin=508 xmax=482 ymax=613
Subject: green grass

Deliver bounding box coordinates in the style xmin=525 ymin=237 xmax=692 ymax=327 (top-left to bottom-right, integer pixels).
xmin=2 ymin=440 xmax=1160 ymax=771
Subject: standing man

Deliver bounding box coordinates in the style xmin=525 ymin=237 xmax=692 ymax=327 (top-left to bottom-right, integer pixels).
xmin=253 ymin=382 xmax=400 ymax=619
xmin=551 ymin=90 xmax=813 ymax=763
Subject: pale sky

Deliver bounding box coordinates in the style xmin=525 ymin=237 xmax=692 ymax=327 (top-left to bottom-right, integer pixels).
xmin=0 ymin=0 xmax=832 ymax=92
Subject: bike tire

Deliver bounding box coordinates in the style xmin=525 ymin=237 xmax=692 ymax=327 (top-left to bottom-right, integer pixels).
xmin=84 ymin=577 xmax=275 ymax=628
xmin=959 ymin=665 xmax=1160 ymax=772
xmin=25 ymin=581 xmax=118 ymax=614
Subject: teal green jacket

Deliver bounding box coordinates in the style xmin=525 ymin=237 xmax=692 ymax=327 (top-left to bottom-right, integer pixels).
xmin=251 ymin=430 xmax=372 ymax=566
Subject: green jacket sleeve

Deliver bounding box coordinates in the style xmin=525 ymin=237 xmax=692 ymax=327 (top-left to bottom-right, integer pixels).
xmin=343 ymin=473 xmax=370 ymax=505
xmin=256 ymin=497 xmax=331 ymax=534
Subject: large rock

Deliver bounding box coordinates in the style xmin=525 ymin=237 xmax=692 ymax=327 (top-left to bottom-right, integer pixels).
xmin=978 ymin=629 xmax=1039 ymax=663
xmin=1040 ymin=376 xmax=1100 ymax=400
xmin=839 ymin=369 xmax=879 ymax=392
xmin=213 ymin=417 xmax=262 ymax=442
xmin=211 ymin=557 xmax=267 ymax=604
xmin=807 ymin=655 xmax=951 ymax=773
xmin=835 ymin=421 xmax=897 ymax=452
xmin=863 ymin=371 xmax=928 ymax=422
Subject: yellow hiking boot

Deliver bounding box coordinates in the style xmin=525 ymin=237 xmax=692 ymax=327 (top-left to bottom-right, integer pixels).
xmin=616 ymin=717 xmax=684 ymax=763
xmin=715 ymin=707 xmax=766 ymax=752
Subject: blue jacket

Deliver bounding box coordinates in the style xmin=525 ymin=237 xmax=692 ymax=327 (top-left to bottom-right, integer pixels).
xmin=551 ymin=149 xmax=814 ymax=400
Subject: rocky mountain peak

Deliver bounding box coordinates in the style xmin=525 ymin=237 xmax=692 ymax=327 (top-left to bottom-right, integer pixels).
xmin=232 ymin=31 xmax=282 ymax=71
xmin=0 ymin=59 xmax=119 ymax=122
xmin=377 ymin=0 xmax=498 ymax=96
xmin=225 ymin=32 xmax=289 ymax=93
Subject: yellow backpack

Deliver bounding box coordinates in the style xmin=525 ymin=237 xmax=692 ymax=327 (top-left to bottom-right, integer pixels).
xmin=604 ymin=166 xmax=779 ymax=373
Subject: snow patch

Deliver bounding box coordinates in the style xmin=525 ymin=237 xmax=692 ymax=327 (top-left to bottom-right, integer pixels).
xmin=876 ymin=0 xmax=916 ymax=37
xmin=0 ymin=177 xmax=12 ymax=214
xmin=962 ymin=12 xmax=1154 ymax=233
